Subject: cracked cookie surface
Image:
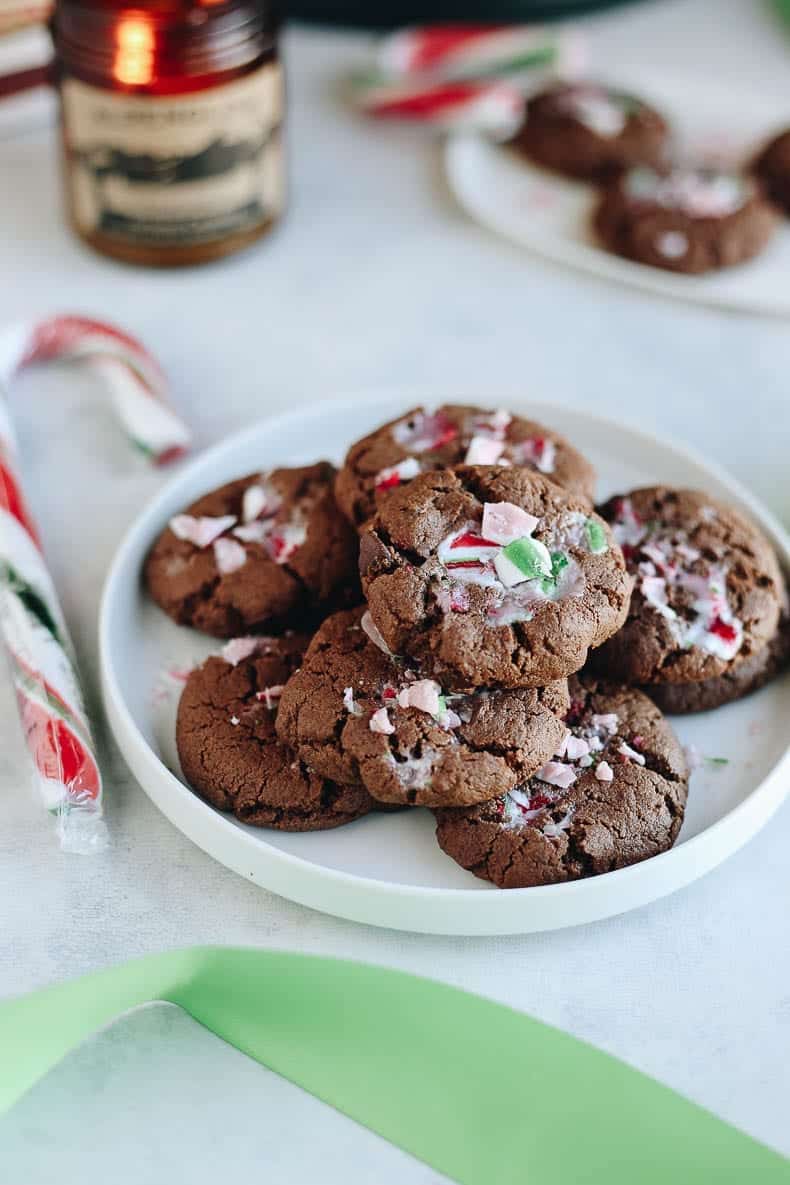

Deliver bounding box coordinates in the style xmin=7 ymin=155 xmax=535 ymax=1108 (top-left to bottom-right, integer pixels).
xmin=176 ymin=633 xmax=374 ymax=830
xmin=359 ymin=467 xmax=631 ymax=691
xmin=595 ymin=487 xmax=783 ymax=686
xmin=335 ymin=404 xmax=596 ymax=528
xmin=146 ymin=464 xmax=359 ymax=637
xmin=434 ymin=675 xmax=688 ymax=888
xmin=275 ymin=607 xmax=570 ymax=807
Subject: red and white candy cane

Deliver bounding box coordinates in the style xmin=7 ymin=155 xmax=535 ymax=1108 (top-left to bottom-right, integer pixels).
xmin=376 ymin=24 xmax=586 ymax=84
xmin=354 ymin=77 xmax=526 ymax=140
xmin=0 ymin=316 xmax=190 ymax=852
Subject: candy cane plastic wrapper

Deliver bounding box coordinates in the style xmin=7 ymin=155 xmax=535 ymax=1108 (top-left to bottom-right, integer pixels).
xmin=0 ymin=316 xmax=191 ymax=852
xmin=352 ymin=24 xmax=586 ymax=137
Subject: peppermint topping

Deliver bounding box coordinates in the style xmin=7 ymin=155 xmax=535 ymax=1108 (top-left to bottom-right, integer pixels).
xmin=656 ymin=231 xmax=689 ymax=259
xmin=375 ymin=457 xmax=422 ymax=491
xmin=584 ymin=518 xmax=608 ymax=555
xmin=536 ymin=760 xmax=577 ymax=790
xmin=464 ymin=435 xmax=505 ymax=465
xmin=501 ymin=701 xmax=626 ymax=831
xmin=242 ymin=481 xmax=282 ymax=524
xmin=610 ymin=497 xmax=744 ymax=661
xmin=361 ymin=610 xmax=392 ymax=654
xmin=392 ymin=410 xmax=460 ymax=453
xmin=213 ymin=537 xmax=247 ymax=575
xmin=436 ymin=504 xmax=593 ymax=625
xmin=397 ymin=678 xmax=442 ymax=715
xmin=555 ymin=83 xmax=630 ymax=138
xmin=343 ymin=686 xmax=364 ymax=716
xmin=495 ymin=536 xmax=553 ymax=587
xmin=170 ymin=514 xmax=237 ymax=548
xmin=618 ymin=741 xmax=646 ymax=766
xmin=369 ymin=707 xmax=395 ymax=734
xmin=625 ymin=167 xmax=748 ymax=218
xmin=481 ymin=502 xmax=540 ymax=545
xmin=257 ymin=684 xmax=284 ymax=710
xmin=511 ymin=436 xmax=557 ymax=475
xmin=221 ymin=637 xmax=269 ymax=666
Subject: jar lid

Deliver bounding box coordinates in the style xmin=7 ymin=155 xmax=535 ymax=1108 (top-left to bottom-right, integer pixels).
xmin=53 ymin=1 xmax=278 ymax=83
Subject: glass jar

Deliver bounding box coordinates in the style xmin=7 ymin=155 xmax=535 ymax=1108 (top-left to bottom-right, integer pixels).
xmin=52 ymin=0 xmax=285 ymax=267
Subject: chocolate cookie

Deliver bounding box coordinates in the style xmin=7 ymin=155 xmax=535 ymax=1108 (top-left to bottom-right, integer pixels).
xmin=335 ymin=404 xmax=596 ymax=529
xmin=595 ymin=487 xmax=783 ymax=686
xmin=176 ymin=633 xmax=374 ymax=830
xmin=435 ymin=675 xmax=688 ymax=889
xmin=146 ymin=464 xmax=359 ymax=637
xmin=275 ymin=607 xmax=570 ymax=808
xmin=753 ymin=128 xmax=790 ymax=216
xmin=645 ymin=612 xmax=790 ymax=714
xmin=360 ymin=468 xmax=631 ymax=691
xmin=594 ymin=166 xmax=777 ymax=274
xmin=511 ymin=82 xmax=668 ymax=181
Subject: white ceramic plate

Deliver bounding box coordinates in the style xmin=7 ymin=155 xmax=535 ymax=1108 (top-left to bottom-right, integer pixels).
xmin=445 ymin=74 xmax=790 ymax=316
xmin=100 ymin=394 xmax=790 ymax=935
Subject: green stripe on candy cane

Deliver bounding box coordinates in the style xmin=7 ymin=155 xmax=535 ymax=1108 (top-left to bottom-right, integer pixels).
xmin=0 ymin=948 xmax=787 ymax=1184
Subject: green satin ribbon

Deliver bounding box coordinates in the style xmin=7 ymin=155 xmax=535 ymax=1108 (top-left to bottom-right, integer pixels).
xmin=1 ymin=947 xmax=787 ymax=1184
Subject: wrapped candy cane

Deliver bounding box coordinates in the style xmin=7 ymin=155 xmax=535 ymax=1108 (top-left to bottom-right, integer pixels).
xmin=353 ymin=77 xmax=525 ymax=139
xmin=0 ymin=316 xmax=190 ymax=852
xmin=377 ymin=24 xmax=586 ymax=84
xmin=353 ymin=24 xmax=585 ymax=137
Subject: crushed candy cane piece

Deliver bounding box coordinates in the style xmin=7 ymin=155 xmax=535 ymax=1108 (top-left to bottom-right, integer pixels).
xmin=233 ymin=521 xmax=270 ymax=544
xmin=496 ymin=536 xmax=553 ymax=586
xmin=565 ymin=736 xmax=590 ymax=761
xmin=221 ymin=637 xmax=264 ymax=666
xmin=242 ymin=484 xmax=267 ymax=523
xmin=369 ymin=707 xmax=395 ymax=735
xmin=512 ymin=436 xmax=556 ymax=474
xmin=464 ymin=435 xmax=505 ymax=465
xmin=375 ymin=457 xmax=422 ymax=490
xmin=585 ymin=518 xmax=608 ymax=555
xmin=537 ymin=761 xmax=577 ymax=790
xmin=230 ymin=716 xmax=240 ymax=726
xmin=591 ymin=712 xmax=619 ymax=734
xmin=213 ymin=537 xmax=247 ymax=575
xmin=397 ymin=678 xmax=442 ymax=716
xmin=554 ymin=729 xmax=571 ymax=759
xmin=342 ymin=686 xmax=364 ymax=716
xmin=361 ymin=610 xmax=392 ymax=654
xmin=595 ymin=761 xmax=614 ymax=782
xmin=257 ymin=685 xmax=284 ymax=710
xmin=618 ymin=741 xmax=646 ymax=765
xmin=481 ymin=501 xmax=539 ymax=545
xmin=170 ymin=514 xmax=236 ymax=548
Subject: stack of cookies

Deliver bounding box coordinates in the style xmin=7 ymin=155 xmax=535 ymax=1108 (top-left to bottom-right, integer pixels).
xmin=145 ymin=404 xmax=788 ymax=890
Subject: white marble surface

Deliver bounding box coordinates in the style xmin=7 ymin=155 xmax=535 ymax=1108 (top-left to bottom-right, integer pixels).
xmin=1 ymin=1 xmax=789 ymax=1181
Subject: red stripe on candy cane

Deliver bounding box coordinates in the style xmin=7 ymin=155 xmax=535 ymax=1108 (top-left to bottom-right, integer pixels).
xmin=0 ymin=457 xmax=41 ymax=549
xmin=395 ymin=25 xmax=502 ymax=73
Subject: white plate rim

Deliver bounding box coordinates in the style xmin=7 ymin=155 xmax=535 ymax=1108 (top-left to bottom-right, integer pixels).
xmin=99 ymin=393 xmax=790 ymax=935
xmin=444 ymin=62 xmax=790 ymax=321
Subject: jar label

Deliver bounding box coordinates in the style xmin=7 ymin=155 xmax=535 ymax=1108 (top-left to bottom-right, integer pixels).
xmin=61 ymin=64 xmax=285 ymax=248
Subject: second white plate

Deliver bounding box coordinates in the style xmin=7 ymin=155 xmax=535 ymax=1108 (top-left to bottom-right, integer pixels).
xmin=100 ymin=393 xmax=790 ymax=934
xmin=445 ymin=74 xmax=790 ymax=316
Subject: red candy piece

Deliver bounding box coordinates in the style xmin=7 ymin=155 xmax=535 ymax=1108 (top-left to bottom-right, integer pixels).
xmin=709 ymin=617 xmax=737 ymax=644
xmin=446 ymin=559 xmax=484 ymax=570
xmin=450 ymin=532 xmax=498 ymax=549
xmin=375 ymin=472 xmax=402 ymax=491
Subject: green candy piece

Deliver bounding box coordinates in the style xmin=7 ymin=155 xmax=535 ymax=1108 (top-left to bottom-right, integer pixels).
xmin=435 ymin=694 xmax=448 ymax=718
xmin=585 ymin=518 xmax=608 ymax=555
xmin=540 ymin=551 xmax=569 ymax=594
xmin=501 ymin=535 xmax=553 ymax=580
